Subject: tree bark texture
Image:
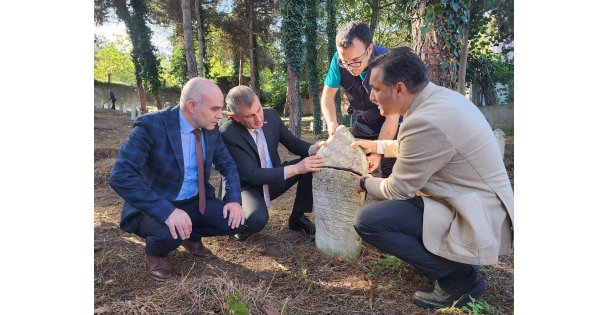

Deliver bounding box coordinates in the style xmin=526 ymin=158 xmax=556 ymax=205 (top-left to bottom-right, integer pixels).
xmin=457 ymin=0 xmax=471 ymax=94
xmin=248 ymin=0 xmax=258 ymax=94
xmin=411 ymin=0 xmax=456 ymax=89
xmin=287 ymin=66 xmax=302 ymax=138
xmin=369 ymin=0 xmax=380 ymax=39
xmin=194 ymin=0 xmax=206 ymax=78
xmin=181 ymin=0 xmax=198 ymax=78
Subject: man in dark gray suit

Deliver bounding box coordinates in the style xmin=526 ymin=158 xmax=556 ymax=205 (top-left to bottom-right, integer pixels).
xmin=220 ymin=85 xmax=324 ymax=241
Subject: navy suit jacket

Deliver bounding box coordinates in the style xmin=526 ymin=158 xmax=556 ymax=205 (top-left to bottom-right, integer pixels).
xmin=110 ymin=106 xmax=242 ymax=233
xmin=220 ymin=108 xmax=311 ymax=191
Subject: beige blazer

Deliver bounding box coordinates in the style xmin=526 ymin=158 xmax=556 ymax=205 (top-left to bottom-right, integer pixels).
xmin=366 ymin=83 xmax=514 ymax=265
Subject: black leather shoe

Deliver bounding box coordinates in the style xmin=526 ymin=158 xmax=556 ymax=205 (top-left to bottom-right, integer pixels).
xmin=413 ymin=278 xmax=487 ymax=309
xmin=288 ymin=214 xmax=315 ymax=235
xmin=230 ymin=231 xmax=249 ymax=241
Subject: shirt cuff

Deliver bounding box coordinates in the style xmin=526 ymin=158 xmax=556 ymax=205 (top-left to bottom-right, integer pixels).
xmin=376 ymin=141 xmax=384 ymax=154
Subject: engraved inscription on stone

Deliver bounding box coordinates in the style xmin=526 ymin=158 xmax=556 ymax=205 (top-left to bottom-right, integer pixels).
xmin=313 ymin=125 xmax=369 ymax=260
xmin=316 ymin=125 xmax=368 ymax=175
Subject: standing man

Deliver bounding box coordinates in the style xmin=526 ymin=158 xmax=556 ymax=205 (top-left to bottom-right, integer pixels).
xmin=220 ymin=85 xmax=324 ymax=241
xmin=108 ymin=90 xmax=117 ymax=110
xmin=110 ymin=78 xmax=245 ymax=281
xmin=351 ymin=47 xmax=514 ymax=309
xmin=321 ymin=20 xmax=399 ymax=177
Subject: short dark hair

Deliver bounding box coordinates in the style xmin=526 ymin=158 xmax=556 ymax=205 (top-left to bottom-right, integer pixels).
xmin=336 ymin=21 xmax=372 ymax=49
xmin=368 ymin=47 xmax=429 ymax=94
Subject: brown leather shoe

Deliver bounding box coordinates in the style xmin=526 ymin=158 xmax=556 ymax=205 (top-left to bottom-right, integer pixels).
xmin=181 ymin=240 xmax=214 ymax=258
xmin=145 ymin=254 xmax=175 ymax=281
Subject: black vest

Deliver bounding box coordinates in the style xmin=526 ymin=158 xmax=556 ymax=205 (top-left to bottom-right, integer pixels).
xmin=339 ymin=45 xmax=389 ymax=140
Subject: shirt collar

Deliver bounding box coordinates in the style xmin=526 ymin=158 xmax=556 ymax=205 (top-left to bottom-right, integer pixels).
xmin=179 ymin=110 xmax=195 ymax=134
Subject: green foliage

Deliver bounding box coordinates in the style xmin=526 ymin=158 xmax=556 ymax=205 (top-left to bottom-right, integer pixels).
xmin=436 ymin=296 xmax=505 ymax=315
xmin=282 ymin=0 xmax=306 ymax=137
xmin=94 ymin=35 xmax=136 ymax=85
xmin=113 ymin=0 xmax=162 ymax=95
xmin=166 ymin=42 xmax=189 ymax=87
xmin=335 ymin=0 xmax=410 ymax=48
xmin=260 ymin=68 xmax=287 ymax=112
xmin=305 ymin=0 xmax=322 ymax=134
xmin=224 ymin=292 xmax=248 ymax=315
xmin=282 ymin=0 xmax=305 ymax=77
xmin=367 ymin=254 xmax=406 ymax=277
xmin=467 ymin=14 xmax=513 ymax=103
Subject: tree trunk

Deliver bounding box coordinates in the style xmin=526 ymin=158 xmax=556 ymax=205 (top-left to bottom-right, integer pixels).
xmin=305 ymin=0 xmax=321 ymax=134
xmin=471 ymin=80 xmax=479 ymax=105
xmin=137 ymin=84 xmax=147 ymax=113
xmin=194 ymin=0 xmax=206 ymax=78
xmin=287 ymin=66 xmax=302 ymax=138
xmin=154 ymin=93 xmax=162 ymax=109
xmin=239 ymin=51 xmax=244 ymax=85
xmin=325 ymin=0 xmax=342 ymax=121
xmin=181 ymin=0 xmax=198 ymax=78
xmin=411 ymin=0 xmax=455 ymax=89
xmin=248 ymin=0 xmax=258 ymax=94
xmin=457 ymin=0 xmax=471 ymax=94
xmin=369 ymin=0 xmax=380 ymax=39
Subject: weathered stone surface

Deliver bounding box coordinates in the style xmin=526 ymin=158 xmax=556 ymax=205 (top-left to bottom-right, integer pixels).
xmin=317 ymin=125 xmax=368 ymax=175
xmin=313 ymin=125 xmax=368 ymax=260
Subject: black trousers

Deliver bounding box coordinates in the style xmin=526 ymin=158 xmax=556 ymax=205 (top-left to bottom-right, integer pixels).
xmin=354 ymin=196 xmax=480 ymax=295
xmin=240 ymin=158 xmax=313 ymax=234
xmin=134 ymin=195 xmax=243 ymax=257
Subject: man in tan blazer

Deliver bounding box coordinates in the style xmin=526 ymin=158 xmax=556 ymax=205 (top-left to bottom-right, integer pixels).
xmin=351 ymin=47 xmax=514 ymax=309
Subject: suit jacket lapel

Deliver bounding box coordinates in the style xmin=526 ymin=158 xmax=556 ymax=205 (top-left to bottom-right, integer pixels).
xmin=238 ymin=124 xmax=258 ymax=157
xmin=261 ymin=119 xmax=280 ymax=167
xmin=163 ymin=106 xmax=185 ymax=174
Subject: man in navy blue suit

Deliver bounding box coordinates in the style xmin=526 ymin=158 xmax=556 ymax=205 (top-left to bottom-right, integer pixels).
xmin=110 ymin=77 xmax=245 ymax=281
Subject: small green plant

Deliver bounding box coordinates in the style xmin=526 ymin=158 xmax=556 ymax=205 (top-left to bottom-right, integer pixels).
xmin=462 ymin=296 xmax=504 ymax=315
xmin=436 ymin=296 xmax=503 ymax=315
xmin=367 ymin=254 xmax=406 ymax=277
xmin=224 ymin=292 xmax=248 ymax=315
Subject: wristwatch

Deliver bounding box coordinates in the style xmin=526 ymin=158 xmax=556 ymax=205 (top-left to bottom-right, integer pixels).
xmin=359 ymin=176 xmax=368 ymax=192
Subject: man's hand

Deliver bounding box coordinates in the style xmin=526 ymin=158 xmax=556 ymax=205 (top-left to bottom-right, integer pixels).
xmin=165 ymin=208 xmax=192 ymax=240
xmin=308 ymin=141 xmax=326 ymax=156
xmin=354 ymin=174 xmax=373 ymax=193
xmin=367 ymin=153 xmax=381 ymax=173
xmin=295 ymin=155 xmax=325 ymax=174
xmin=327 ymin=120 xmax=338 ymax=137
xmin=351 ymin=140 xmax=377 ymax=154
xmin=223 ymin=202 xmax=245 ymax=229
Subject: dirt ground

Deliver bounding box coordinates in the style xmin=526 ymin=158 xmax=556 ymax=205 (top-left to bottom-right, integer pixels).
xmin=94 ymin=108 xmax=514 ymax=315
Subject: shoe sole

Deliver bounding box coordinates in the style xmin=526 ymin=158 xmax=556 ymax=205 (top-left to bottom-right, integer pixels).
xmin=149 ymin=273 xmax=175 ymax=281
xmin=413 ymin=279 xmax=487 ymax=309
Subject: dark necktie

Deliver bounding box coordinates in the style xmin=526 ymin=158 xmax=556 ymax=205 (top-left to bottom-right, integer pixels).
xmin=193 ymin=128 xmax=206 ymax=215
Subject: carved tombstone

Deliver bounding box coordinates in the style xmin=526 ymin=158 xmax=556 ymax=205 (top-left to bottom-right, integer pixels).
xmin=313 ymin=125 xmax=368 ymax=260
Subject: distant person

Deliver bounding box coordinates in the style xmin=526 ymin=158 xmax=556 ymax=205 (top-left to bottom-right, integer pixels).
xmin=351 ymin=47 xmax=514 ymax=309
xmin=320 ymin=20 xmax=399 ymax=178
xmin=108 ymin=90 xmax=116 ymax=110
xmin=220 ymin=85 xmax=324 ymax=241
xmin=109 ymin=78 xmax=245 ymax=281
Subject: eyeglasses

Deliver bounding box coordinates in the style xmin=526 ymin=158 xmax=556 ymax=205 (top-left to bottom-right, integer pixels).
xmin=338 ymin=48 xmax=369 ymax=69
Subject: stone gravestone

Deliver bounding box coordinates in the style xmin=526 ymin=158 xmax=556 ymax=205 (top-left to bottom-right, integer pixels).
xmin=313 ymin=125 xmax=368 ymax=260
xmin=493 ymin=128 xmax=506 ymax=159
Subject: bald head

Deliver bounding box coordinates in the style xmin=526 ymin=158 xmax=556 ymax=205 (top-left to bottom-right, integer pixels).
xmin=179 ymin=77 xmax=223 ymax=110
xmin=179 ymin=77 xmax=225 ymax=130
